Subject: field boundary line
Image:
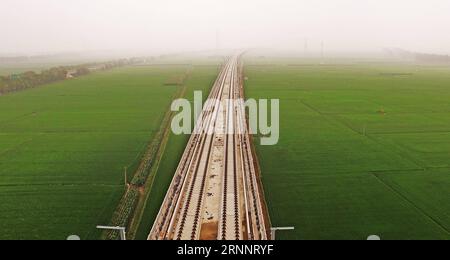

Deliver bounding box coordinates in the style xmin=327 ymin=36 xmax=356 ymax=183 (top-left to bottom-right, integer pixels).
xmin=0 ymin=111 xmax=47 ymax=127
xmin=0 ymin=137 xmax=34 ymax=157
xmin=324 ymin=112 xmax=427 ymax=170
xmin=368 ymin=168 xmax=426 ymax=175
xmin=371 ymin=129 xmax=450 ymax=135
xmin=369 ymin=167 xmax=450 ymax=176
xmin=297 ymin=99 xmax=325 ymax=115
xmin=298 ymin=98 xmax=426 ymax=170
xmin=298 ymin=99 xmax=371 ymax=135
xmin=127 ymin=82 xmax=190 ymax=239
xmin=127 ymin=112 xmax=174 ymax=239
xmin=103 ymin=67 xmax=192 ymax=240
xmin=371 ymin=172 xmax=450 ymax=235
xmin=363 ymin=132 xmax=426 ymax=170
xmin=0 ymin=183 xmax=122 ymax=188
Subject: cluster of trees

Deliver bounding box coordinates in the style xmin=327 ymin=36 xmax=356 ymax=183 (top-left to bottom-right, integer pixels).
xmin=0 ymin=58 xmax=142 ymax=96
xmin=384 ymin=48 xmax=450 ymax=64
xmin=415 ymin=53 xmax=450 ymax=63
xmin=0 ymin=67 xmax=67 ymax=95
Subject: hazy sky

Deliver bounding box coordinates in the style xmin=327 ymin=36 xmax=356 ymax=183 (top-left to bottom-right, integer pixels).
xmin=1 ymin=0 xmax=450 ymax=55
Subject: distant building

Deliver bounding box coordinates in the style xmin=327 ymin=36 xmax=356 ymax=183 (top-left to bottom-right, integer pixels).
xmin=10 ymin=74 xmax=20 ymax=80
xmin=66 ymin=70 xmax=77 ymax=79
xmin=88 ymin=65 xmax=106 ymax=72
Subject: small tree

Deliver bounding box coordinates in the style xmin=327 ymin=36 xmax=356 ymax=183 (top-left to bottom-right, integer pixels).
xmin=76 ymin=67 xmax=90 ymax=76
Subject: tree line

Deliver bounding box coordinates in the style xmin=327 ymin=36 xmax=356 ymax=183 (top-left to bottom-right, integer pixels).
xmin=0 ymin=58 xmax=142 ymax=95
xmin=385 ymin=48 xmax=450 ymax=63
xmin=415 ymin=53 xmax=450 ymax=63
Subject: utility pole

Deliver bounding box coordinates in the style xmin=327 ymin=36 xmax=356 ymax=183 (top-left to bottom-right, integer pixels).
xmin=304 ymin=38 xmax=308 ymax=57
xmin=321 ymin=41 xmax=325 ymax=63
xmin=216 ymin=29 xmax=220 ymax=55
xmin=270 ymin=227 xmax=295 ymax=240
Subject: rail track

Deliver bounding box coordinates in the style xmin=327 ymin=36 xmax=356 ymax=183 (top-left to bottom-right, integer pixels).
xmin=149 ymin=55 xmax=269 ymax=240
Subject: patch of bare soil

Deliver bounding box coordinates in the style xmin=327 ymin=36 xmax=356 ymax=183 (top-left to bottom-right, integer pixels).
xmin=200 ymin=222 xmax=218 ymax=240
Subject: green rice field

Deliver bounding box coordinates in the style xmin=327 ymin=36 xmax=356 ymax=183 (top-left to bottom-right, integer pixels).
xmin=245 ymin=58 xmax=450 ymax=240
xmin=0 ymin=64 xmax=193 ymax=239
xmin=134 ymin=64 xmax=219 ymax=240
xmin=2 ymin=56 xmax=449 ymax=240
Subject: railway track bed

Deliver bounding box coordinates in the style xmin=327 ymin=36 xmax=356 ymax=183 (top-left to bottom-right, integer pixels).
xmin=149 ymin=55 xmax=269 ymax=240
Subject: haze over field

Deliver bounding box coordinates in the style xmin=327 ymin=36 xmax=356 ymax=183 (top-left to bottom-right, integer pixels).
xmin=1 ymin=0 xmax=450 ymax=55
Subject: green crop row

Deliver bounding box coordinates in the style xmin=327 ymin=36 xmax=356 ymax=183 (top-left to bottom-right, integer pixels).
xmin=106 ymin=188 xmax=140 ymax=240
xmin=0 ymin=64 xmax=185 ymax=239
xmin=131 ymin=109 xmax=173 ymax=186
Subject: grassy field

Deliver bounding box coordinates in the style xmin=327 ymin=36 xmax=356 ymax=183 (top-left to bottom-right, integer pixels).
xmin=3 ymin=55 xmax=448 ymax=240
xmin=134 ymin=64 xmax=220 ymax=240
xmin=0 ymin=65 xmax=190 ymax=240
xmin=244 ymin=58 xmax=450 ymax=240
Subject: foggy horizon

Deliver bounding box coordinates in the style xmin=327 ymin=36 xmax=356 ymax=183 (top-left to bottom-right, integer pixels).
xmin=2 ymin=0 xmax=450 ymax=56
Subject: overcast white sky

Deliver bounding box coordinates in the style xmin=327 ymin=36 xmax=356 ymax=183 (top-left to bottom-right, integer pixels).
xmin=1 ymin=0 xmax=450 ymax=55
